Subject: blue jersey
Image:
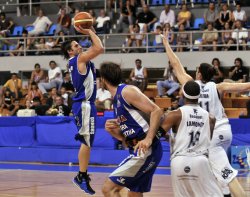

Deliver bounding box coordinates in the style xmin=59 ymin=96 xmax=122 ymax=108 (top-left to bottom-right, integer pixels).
xmin=113 ymin=84 xmax=149 ymax=141
xmin=68 ymin=55 xmax=97 ymax=102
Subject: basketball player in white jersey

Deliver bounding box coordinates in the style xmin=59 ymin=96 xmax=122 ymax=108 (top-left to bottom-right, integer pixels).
xmin=162 ymin=32 xmax=248 ymax=197
xmin=161 ymin=80 xmax=223 ymax=197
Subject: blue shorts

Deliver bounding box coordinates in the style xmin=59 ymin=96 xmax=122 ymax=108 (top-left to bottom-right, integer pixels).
xmin=109 ymin=140 xmax=163 ymax=193
xmin=72 ymin=101 xmax=96 ymax=147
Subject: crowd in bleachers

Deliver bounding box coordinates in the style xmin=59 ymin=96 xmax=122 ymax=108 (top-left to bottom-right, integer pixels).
xmin=0 ymin=0 xmax=249 ymax=55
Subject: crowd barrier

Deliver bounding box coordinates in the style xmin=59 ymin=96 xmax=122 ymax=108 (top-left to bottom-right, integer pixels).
xmin=0 ymin=115 xmax=249 ymax=167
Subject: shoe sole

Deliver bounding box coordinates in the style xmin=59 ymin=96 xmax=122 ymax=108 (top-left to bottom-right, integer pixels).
xmin=72 ymin=179 xmax=95 ymax=195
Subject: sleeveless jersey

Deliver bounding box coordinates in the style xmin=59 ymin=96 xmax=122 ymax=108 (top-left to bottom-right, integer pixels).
xmin=134 ymin=66 xmax=145 ymax=79
xmin=171 ymin=105 xmax=210 ymax=159
xmin=195 ymin=80 xmax=227 ymax=121
xmin=113 ymin=84 xmax=149 ymax=141
xmin=68 ymin=55 xmax=96 ymax=102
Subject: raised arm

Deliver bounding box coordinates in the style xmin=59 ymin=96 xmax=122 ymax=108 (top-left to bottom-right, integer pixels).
xmin=216 ymin=82 xmax=250 ymax=95
xmin=76 ymin=26 xmax=104 ymax=73
xmin=162 ymin=32 xmax=193 ymax=85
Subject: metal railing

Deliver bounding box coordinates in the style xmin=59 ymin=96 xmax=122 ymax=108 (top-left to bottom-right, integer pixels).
xmin=0 ymin=29 xmax=249 ymax=56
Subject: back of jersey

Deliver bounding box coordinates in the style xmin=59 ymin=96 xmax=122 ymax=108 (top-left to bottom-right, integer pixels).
xmin=196 ymin=81 xmax=226 ymax=120
xmin=171 ymin=105 xmax=210 ymax=159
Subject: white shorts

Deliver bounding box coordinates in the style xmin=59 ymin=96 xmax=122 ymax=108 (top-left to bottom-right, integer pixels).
xmin=209 ymin=146 xmax=238 ymax=185
xmin=171 ymin=155 xmax=223 ymax=197
xmin=210 ymin=120 xmax=232 ymax=151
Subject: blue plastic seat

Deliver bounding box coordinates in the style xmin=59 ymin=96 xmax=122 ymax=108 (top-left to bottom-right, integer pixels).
xmin=26 ymin=25 xmax=34 ymax=32
xmin=151 ymin=0 xmax=163 ymax=5
xmin=165 ymin=0 xmax=176 ymax=4
xmin=12 ymin=26 xmax=24 ymax=36
xmin=192 ymin=18 xmax=205 ymax=30
xmin=45 ymin=24 xmax=57 ymax=36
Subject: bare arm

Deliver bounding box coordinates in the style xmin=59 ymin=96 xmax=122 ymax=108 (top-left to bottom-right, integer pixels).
xmin=162 ymin=32 xmax=193 ymax=85
xmin=216 ymin=82 xmax=250 ymax=95
xmin=160 ymin=110 xmax=181 ymax=134
xmin=123 ymin=86 xmax=163 ymax=153
xmin=143 ymin=67 xmax=148 ymax=79
xmin=76 ymin=27 xmax=104 ymax=74
xmin=105 ymin=119 xmax=124 ymax=141
xmin=209 ymin=115 xmax=215 ymax=140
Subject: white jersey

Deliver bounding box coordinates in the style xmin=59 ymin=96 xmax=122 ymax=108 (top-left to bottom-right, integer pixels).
xmin=134 ymin=67 xmax=145 ymax=79
xmin=171 ymin=105 xmax=211 ymax=159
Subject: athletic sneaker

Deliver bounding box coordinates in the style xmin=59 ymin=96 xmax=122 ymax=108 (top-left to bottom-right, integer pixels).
xmin=72 ymin=173 xmax=95 ymax=195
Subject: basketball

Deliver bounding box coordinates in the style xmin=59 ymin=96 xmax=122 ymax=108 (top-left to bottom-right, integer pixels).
xmin=74 ymin=12 xmax=93 ymax=29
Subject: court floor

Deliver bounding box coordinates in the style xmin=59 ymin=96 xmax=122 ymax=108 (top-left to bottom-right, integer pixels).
xmin=0 ymin=162 xmax=249 ymax=197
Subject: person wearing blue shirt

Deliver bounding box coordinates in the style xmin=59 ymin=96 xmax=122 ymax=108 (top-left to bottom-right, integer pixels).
xmin=61 ymin=26 xmax=103 ymax=195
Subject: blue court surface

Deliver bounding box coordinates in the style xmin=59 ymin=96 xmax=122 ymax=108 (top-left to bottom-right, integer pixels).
xmin=0 ymin=162 xmax=249 ymax=177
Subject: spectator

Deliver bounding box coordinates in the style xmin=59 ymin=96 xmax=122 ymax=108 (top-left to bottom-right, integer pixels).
xmin=45 ymin=87 xmax=58 ymax=107
xmin=53 ymin=31 xmax=65 ymax=49
xmin=221 ymin=22 xmax=233 ymax=50
xmin=95 ymin=81 xmax=112 ymax=111
xmin=156 ymin=62 xmax=180 ymax=98
xmin=239 ymin=100 xmax=250 ymax=118
xmin=55 ymin=8 xmax=71 ymax=35
xmin=30 ymin=96 xmax=49 ymax=116
xmin=232 ymin=2 xmax=247 ymax=28
xmin=136 ymin=4 xmax=157 ymax=33
xmin=61 ymin=71 xmax=74 ymax=93
xmin=117 ymin=0 xmax=137 ymax=33
xmin=1 ymin=89 xmax=13 ymax=110
xmin=38 ymin=60 xmax=63 ymax=95
xmin=0 ymin=12 xmax=15 ymax=37
xmin=176 ymin=23 xmax=190 ymax=52
xmin=3 ymin=73 xmax=22 ymax=99
xmin=69 ymin=8 xmax=80 ymax=35
xmin=9 ymin=99 xmax=25 ymax=116
xmin=95 ymin=9 xmax=111 ymax=34
xmin=199 ymin=23 xmax=218 ymax=51
xmin=159 ymin=5 xmax=175 ymax=28
xmin=203 ymin=2 xmax=219 ymax=28
xmin=26 ymin=81 xmax=43 ymax=101
xmin=9 ymin=29 xmax=31 ymax=56
xmin=211 ymin=58 xmax=225 ymax=83
xmin=46 ymin=95 xmax=70 ymax=116
xmin=152 ymin=25 xmax=164 ymax=52
xmin=128 ymin=59 xmax=148 ymax=92
xmin=226 ymin=57 xmax=248 ymax=83
xmin=219 ymin=3 xmax=232 ymax=29
xmin=127 ymin=23 xmax=144 ymax=52
xmin=26 ymin=9 xmax=52 ymax=36
xmin=59 ymin=86 xmax=69 ymax=106
xmin=30 ymin=63 xmax=46 ymax=86
xmin=88 ymin=9 xmax=97 ymax=27
xmin=34 ymin=37 xmax=46 ymax=54
xmin=163 ymin=23 xmax=174 ymax=45
xmin=176 ymin=4 xmax=191 ymax=29
xmin=227 ymin=20 xmax=248 ymax=51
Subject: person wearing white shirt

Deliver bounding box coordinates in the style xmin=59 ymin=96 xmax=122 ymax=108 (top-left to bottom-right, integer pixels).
xmin=95 ymin=81 xmax=112 ymax=111
xmin=227 ymin=20 xmax=248 ymax=50
xmin=95 ymin=9 xmax=110 ymax=34
xmin=27 ymin=9 xmax=52 ymax=36
xmin=159 ymin=5 xmax=175 ymax=27
xmin=38 ymin=60 xmax=63 ymax=95
xmin=232 ymin=2 xmax=247 ymax=28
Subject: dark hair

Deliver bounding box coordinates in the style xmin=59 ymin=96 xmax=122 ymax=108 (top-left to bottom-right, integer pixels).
xmin=135 ymin=59 xmax=142 ymax=63
xmin=31 ymin=81 xmax=37 ymax=86
xmin=33 ymin=96 xmax=41 ymax=103
xmin=212 ymin=58 xmax=220 ymax=66
xmin=198 ymin=63 xmax=215 ymax=82
xmin=183 ymin=80 xmax=200 ymax=101
xmin=11 ymin=73 xmax=18 ymax=76
xmin=22 ymin=29 xmax=28 ymax=34
xmin=34 ymin=63 xmax=40 ymax=68
xmin=234 ymin=57 xmax=243 ymax=66
xmin=236 ymin=2 xmax=241 ymax=6
xmin=49 ymin=60 xmax=56 ymax=65
xmin=99 ymin=62 xmax=122 ymax=86
xmin=61 ymin=40 xmax=74 ymax=59
xmin=0 ymin=12 xmax=6 ymax=17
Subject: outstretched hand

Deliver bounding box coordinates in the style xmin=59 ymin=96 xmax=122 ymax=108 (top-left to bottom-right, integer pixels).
xmin=134 ymin=137 xmax=152 ymax=157
xmin=161 ymin=30 xmax=169 ymax=46
xmin=74 ymin=25 xmax=96 ymax=35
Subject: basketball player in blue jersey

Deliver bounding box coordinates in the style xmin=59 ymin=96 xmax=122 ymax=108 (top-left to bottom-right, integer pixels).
xmin=161 ymin=80 xmax=223 ymax=197
xmin=61 ymin=26 xmax=103 ymax=195
xmin=162 ymin=32 xmax=248 ymax=197
xmin=99 ymin=62 xmax=163 ymax=197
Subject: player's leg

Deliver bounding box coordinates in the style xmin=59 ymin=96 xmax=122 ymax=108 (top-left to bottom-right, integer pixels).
xmin=228 ymin=177 xmax=246 ymax=197
xmin=127 ymin=191 xmax=143 ymax=197
xmin=78 ymin=143 xmax=90 ymax=172
xmin=102 ymin=178 xmax=124 ymax=197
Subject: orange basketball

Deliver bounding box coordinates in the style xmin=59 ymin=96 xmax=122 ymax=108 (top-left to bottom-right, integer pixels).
xmin=74 ymin=12 xmax=93 ymax=29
